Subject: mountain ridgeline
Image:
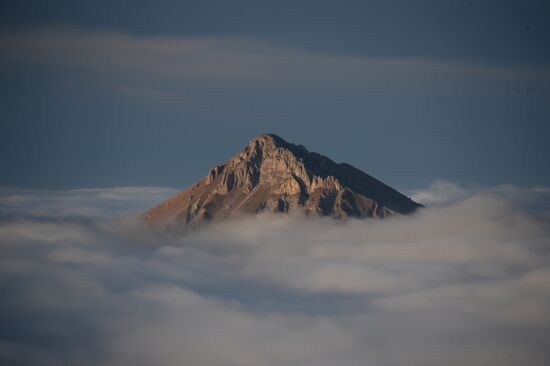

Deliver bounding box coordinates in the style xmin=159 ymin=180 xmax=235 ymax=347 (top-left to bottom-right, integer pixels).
xmin=143 ymin=134 xmax=422 ymax=227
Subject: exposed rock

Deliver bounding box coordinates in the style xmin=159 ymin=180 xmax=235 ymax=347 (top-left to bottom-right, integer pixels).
xmin=143 ymin=134 xmax=422 ymax=227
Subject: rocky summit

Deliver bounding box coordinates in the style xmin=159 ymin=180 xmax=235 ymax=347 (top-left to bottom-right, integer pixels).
xmin=143 ymin=134 xmax=422 ymax=227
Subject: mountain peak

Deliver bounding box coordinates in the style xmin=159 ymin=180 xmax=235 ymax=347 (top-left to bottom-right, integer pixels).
xmin=249 ymin=133 xmax=284 ymax=145
xmin=144 ymin=134 xmax=422 ymax=227
xmin=246 ymin=133 xmax=308 ymax=156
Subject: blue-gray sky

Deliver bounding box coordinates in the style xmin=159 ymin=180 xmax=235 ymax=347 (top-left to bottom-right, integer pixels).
xmin=1 ymin=0 xmax=549 ymax=190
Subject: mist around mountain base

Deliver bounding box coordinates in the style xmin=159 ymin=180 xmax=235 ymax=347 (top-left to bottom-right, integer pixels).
xmin=0 ymin=181 xmax=549 ymax=366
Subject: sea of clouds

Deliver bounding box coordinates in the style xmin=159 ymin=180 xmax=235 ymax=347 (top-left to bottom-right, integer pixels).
xmin=0 ymin=181 xmax=549 ymax=366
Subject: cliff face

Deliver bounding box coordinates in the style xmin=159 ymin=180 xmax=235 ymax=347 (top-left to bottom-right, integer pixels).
xmin=143 ymin=134 xmax=422 ymax=226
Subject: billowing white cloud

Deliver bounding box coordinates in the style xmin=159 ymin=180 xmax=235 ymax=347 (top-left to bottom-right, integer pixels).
xmin=0 ymin=184 xmax=549 ymax=365
xmin=409 ymin=180 xmax=473 ymax=206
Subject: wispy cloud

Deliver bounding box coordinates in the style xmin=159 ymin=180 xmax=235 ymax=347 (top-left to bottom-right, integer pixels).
xmin=0 ymin=186 xmax=178 ymax=219
xmin=1 ymin=29 xmax=548 ymax=100
xmin=0 ymin=183 xmax=549 ymax=365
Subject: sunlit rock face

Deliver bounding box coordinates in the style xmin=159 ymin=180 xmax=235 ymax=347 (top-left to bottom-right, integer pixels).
xmin=143 ymin=134 xmax=422 ymax=226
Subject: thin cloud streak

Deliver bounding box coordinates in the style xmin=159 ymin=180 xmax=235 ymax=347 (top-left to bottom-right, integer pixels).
xmin=1 ymin=29 xmax=549 ymax=99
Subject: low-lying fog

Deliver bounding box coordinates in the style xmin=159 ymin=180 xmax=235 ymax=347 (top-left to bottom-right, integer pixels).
xmin=1 ymin=182 xmax=549 ymax=366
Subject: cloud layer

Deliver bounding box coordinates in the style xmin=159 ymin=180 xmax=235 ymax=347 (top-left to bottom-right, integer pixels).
xmin=1 ymin=183 xmax=549 ymax=366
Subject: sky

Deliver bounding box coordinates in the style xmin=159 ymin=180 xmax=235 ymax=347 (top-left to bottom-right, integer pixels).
xmin=1 ymin=0 xmax=549 ymax=191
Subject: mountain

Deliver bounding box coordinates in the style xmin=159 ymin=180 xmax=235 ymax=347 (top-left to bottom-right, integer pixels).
xmin=143 ymin=134 xmax=422 ymax=227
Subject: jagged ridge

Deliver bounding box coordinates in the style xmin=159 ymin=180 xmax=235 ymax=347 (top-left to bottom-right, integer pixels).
xmin=143 ymin=134 xmax=422 ymax=226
